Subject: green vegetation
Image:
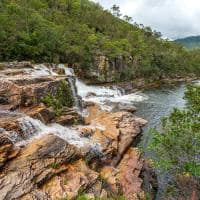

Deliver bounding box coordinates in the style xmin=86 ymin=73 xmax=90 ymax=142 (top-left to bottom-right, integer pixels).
xmin=49 ymin=162 xmax=61 ymax=169
xmin=42 ymin=80 xmax=74 ymax=115
xmin=175 ymin=36 xmax=200 ymax=49
xmin=0 ymin=0 xmax=200 ymax=82
xmin=75 ymin=194 xmax=126 ymax=200
xmin=148 ymin=85 xmax=200 ymax=196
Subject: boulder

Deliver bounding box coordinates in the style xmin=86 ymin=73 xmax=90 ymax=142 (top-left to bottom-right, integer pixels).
xmin=84 ymin=105 xmax=147 ymax=166
xmin=22 ymin=104 xmax=55 ymax=124
xmin=0 ymin=76 xmax=70 ymax=109
xmin=99 ymin=148 xmax=145 ymax=200
xmin=0 ymin=134 xmax=83 ymax=200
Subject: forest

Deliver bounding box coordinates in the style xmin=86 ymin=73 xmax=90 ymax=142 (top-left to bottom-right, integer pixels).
xmin=0 ymin=0 xmax=200 ymax=82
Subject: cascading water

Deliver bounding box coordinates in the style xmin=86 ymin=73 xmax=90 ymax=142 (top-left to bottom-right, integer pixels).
xmin=28 ymin=64 xmax=57 ymax=77
xmin=75 ymin=79 xmax=148 ymax=111
xmin=68 ymin=77 xmax=83 ymax=111
xmin=17 ymin=116 xmax=101 ymax=152
xmin=57 ymin=64 xmax=83 ymax=111
xmin=57 ymin=64 xmax=148 ymax=111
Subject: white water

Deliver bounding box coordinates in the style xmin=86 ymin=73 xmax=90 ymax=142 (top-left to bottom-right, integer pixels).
xmin=76 ymin=79 xmax=148 ymax=111
xmin=57 ymin=64 xmax=75 ymax=76
xmin=25 ymin=64 xmax=148 ymax=111
xmin=17 ymin=116 xmax=100 ymax=151
xmin=29 ymin=64 xmax=57 ymax=77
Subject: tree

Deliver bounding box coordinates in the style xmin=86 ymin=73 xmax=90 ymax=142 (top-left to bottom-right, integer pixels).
xmin=123 ymin=15 xmax=132 ymax=23
xmin=111 ymin=4 xmax=121 ymax=17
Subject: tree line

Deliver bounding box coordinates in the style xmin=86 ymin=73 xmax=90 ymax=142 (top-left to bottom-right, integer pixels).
xmin=0 ymin=0 xmax=199 ymax=81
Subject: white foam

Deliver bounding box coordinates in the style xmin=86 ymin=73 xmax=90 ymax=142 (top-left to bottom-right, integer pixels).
xmin=29 ymin=64 xmax=57 ymax=77
xmin=57 ymin=64 xmax=75 ymax=76
xmin=17 ymin=116 xmax=100 ymax=150
xmin=75 ymin=79 xmax=148 ymax=111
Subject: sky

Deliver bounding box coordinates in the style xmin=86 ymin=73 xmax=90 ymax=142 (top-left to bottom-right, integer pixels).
xmin=92 ymin=0 xmax=200 ymax=39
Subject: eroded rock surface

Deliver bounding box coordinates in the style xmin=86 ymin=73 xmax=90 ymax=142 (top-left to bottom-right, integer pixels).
xmin=0 ymin=134 xmax=83 ymax=200
xmin=0 ymin=62 xmax=155 ymax=200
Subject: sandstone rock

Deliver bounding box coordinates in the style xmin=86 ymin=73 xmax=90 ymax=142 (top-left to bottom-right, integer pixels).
xmin=100 ymin=166 xmax=119 ymax=193
xmin=85 ymin=105 xmax=146 ymax=166
xmin=0 ymin=132 xmax=20 ymax=169
xmin=55 ymin=108 xmax=83 ymax=126
xmin=99 ymin=148 xmax=145 ymax=200
xmin=0 ymin=61 xmax=32 ymax=69
xmin=23 ymin=104 xmax=55 ymax=124
xmin=117 ymin=148 xmax=144 ymax=200
xmin=0 ymin=80 xmax=22 ymax=109
xmin=0 ymin=111 xmax=24 ymax=137
xmin=42 ymin=159 xmax=99 ymax=200
xmin=56 ymin=114 xmax=77 ymax=125
xmin=0 ymin=76 xmax=70 ymax=109
xmin=0 ymin=134 xmax=83 ymax=200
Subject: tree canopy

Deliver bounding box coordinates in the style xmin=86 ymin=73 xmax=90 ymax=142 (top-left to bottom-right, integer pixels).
xmin=0 ymin=0 xmax=199 ymax=81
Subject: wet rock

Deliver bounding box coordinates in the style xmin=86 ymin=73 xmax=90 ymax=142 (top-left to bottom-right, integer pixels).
xmin=0 ymin=134 xmax=83 ymax=200
xmin=54 ymin=67 xmax=65 ymax=75
xmin=111 ymin=102 xmax=137 ymax=113
xmin=23 ymin=104 xmax=55 ymax=124
xmin=55 ymin=108 xmax=83 ymax=126
xmin=0 ymin=111 xmax=23 ymax=136
xmin=86 ymin=92 xmax=97 ymax=98
xmin=0 ymin=132 xmax=20 ymax=169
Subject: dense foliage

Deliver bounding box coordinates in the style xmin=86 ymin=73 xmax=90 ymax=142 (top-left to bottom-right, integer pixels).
xmin=0 ymin=0 xmax=200 ymax=81
xmin=148 ymin=84 xmax=200 ymax=197
xmin=175 ymin=36 xmax=200 ymax=49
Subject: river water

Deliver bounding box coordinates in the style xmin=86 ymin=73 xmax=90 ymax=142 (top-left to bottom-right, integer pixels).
xmin=133 ymin=83 xmax=187 ymax=198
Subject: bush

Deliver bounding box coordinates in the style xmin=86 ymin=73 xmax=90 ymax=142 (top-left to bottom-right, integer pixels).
xmin=42 ymin=80 xmax=74 ymax=115
xmin=148 ymin=85 xmax=200 ymax=197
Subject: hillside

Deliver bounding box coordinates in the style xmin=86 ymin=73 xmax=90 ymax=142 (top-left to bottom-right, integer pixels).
xmin=0 ymin=0 xmax=200 ymax=81
xmin=175 ymin=36 xmax=200 ymax=49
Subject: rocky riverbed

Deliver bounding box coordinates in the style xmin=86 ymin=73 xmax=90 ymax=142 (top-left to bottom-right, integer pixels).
xmin=0 ymin=62 xmax=157 ymax=200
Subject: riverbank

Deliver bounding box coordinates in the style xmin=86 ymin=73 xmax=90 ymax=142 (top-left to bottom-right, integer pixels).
xmin=83 ymin=76 xmax=198 ymax=93
xmin=0 ymin=62 xmax=157 ymax=200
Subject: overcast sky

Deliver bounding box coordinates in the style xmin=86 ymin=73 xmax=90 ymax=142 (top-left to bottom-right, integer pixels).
xmin=92 ymin=0 xmax=200 ymax=39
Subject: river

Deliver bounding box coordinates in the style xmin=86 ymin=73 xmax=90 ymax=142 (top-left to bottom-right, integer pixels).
xmin=134 ymin=83 xmax=187 ymax=198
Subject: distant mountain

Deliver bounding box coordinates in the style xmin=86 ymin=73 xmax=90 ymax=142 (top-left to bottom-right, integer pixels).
xmin=175 ymin=36 xmax=200 ymax=49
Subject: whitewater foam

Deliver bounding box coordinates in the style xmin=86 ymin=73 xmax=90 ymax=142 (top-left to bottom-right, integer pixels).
xmin=75 ymin=79 xmax=148 ymax=111
xmin=17 ymin=116 xmax=100 ymax=151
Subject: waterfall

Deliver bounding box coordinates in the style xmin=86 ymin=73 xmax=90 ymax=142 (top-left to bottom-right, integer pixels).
xmin=67 ymin=77 xmax=83 ymax=111
xmin=26 ymin=63 xmax=147 ymax=112
xmin=75 ymin=79 xmax=148 ymax=111
xmin=17 ymin=116 xmax=101 ymax=151
xmin=57 ymin=64 xmax=83 ymax=111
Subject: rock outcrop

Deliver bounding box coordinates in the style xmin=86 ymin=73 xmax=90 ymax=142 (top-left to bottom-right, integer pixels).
xmin=0 ymin=134 xmax=83 ymax=200
xmin=0 ymin=62 xmax=155 ymax=200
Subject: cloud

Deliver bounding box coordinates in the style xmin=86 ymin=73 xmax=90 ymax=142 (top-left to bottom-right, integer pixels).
xmin=92 ymin=0 xmax=200 ymax=39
